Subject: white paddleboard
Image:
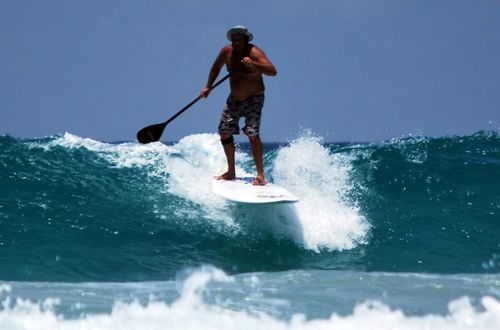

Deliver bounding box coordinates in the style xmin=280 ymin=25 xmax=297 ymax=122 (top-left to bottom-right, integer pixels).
xmin=212 ymin=177 xmax=299 ymax=204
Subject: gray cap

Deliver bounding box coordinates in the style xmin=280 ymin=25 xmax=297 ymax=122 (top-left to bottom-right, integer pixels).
xmin=226 ymin=25 xmax=253 ymax=41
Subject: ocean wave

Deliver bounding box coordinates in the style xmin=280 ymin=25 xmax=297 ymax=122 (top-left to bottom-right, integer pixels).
xmin=1 ymin=267 xmax=499 ymax=330
xmin=0 ymin=131 xmax=499 ymax=281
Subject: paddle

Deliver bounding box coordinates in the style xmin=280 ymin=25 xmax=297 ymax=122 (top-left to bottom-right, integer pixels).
xmin=136 ymin=72 xmax=231 ymax=144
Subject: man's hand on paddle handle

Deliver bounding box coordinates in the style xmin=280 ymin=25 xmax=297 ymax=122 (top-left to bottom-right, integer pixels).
xmin=200 ymin=87 xmax=211 ymax=98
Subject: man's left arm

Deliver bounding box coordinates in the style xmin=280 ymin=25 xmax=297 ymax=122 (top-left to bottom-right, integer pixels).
xmin=242 ymin=47 xmax=277 ymax=76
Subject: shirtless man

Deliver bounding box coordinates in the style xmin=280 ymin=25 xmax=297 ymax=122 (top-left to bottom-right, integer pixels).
xmin=200 ymin=26 xmax=277 ymax=185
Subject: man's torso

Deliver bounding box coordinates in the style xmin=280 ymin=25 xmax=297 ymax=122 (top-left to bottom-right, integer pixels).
xmin=223 ymin=44 xmax=265 ymax=101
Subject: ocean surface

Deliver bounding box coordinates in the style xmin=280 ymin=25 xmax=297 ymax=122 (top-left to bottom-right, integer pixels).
xmin=0 ymin=131 xmax=499 ymax=329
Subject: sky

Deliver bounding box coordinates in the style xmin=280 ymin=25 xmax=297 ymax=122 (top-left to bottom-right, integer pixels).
xmin=1 ymin=0 xmax=499 ymax=143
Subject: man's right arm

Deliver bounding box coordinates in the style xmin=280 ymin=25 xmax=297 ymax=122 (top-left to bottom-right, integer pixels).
xmin=200 ymin=47 xmax=227 ymax=98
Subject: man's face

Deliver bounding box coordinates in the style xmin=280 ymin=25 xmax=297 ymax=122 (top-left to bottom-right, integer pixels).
xmin=231 ymin=34 xmax=246 ymax=51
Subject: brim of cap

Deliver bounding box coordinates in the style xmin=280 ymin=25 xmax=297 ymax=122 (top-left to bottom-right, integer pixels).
xmin=227 ymin=28 xmax=253 ymax=41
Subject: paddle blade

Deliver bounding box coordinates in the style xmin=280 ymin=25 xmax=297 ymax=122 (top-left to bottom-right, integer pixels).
xmin=136 ymin=122 xmax=166 ymax=144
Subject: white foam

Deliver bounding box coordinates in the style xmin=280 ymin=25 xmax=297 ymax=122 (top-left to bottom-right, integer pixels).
xmin=1 ymin=268 xmax=499 ymax=330
xmin=272 ymin=136 xmax=369 ymax=251
xmin=163 ymin=133 xmax=235 ymax=207
xmin=0 ymin=284 xmax=11 ymax=294
xmin=44 ymin=132 xmax=250 ymax=202
xmin=160 ymin=133 xmax=256 ymax=226
xmin=27 ymin=132 xmax=173 ymax=173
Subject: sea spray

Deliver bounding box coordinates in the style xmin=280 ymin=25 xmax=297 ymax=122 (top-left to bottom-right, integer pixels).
xmin=272 ymin=136 xmax=369 ymax=251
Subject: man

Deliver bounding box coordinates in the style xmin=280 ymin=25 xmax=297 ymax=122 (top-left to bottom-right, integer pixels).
xmin=200 ymin=25 xmax=277 ymax=185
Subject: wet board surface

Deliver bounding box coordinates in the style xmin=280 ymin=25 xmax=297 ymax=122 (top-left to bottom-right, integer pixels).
xmin=212 ymin=177 xmax=299 ymax=204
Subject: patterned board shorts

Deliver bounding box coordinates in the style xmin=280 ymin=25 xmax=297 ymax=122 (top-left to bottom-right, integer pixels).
xmin=218 ymin=93 xmax=265 ymax=136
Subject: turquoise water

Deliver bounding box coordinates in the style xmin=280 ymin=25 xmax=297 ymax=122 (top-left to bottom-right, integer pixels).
xmin=1 ymin=131 xmax=499 ymax=328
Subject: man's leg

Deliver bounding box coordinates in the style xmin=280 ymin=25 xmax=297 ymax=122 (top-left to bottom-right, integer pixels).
xmin=217 ymin=133 xmax=236 ymax=180
xmin=248 ymin=135 xmax=266 ymax=185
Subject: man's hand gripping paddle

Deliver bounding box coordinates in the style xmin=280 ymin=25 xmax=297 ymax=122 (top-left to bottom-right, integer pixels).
xmin=136 ymin=73 xmax=231 ymax=144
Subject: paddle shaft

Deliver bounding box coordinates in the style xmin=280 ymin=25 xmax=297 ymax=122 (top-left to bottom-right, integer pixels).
xmin=136 ymin=72 xmax=231 ymax=143
xmin=165 ymin=73 xmax=231 ymax=126
xmin=165 ymin=72 xmax=230 ymax=126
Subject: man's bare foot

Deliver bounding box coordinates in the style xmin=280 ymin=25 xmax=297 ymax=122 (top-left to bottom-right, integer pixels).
xmin=251 ymin=176 xmax=267 ymax=186
xmin=215 ymin=172 xmax=235 ymax=181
